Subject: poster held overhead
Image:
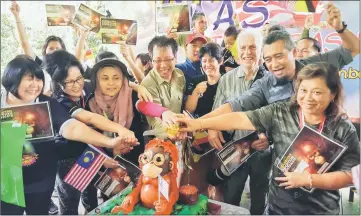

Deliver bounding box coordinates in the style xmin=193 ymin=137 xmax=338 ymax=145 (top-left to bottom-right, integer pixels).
xmin=45 ymin=4 xmax=76 ymax=26
xmin=72 ymin=3 xmax=105 ymax=33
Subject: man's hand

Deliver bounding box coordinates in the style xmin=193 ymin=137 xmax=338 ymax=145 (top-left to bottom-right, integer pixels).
xmin=251 ymin=133 xmax=269 ymax=151
xmin=10 ymin=1 xmax=20 ymax=17
xmin=326 ymin=2 xmax=343 ymax=31
xmin=166 ymin=28 xmax=178 ymax=40
xmin=137 ymin=85 xmax=153 ymax=102
xmin=304 ymin=14 xmax=314 ymax=30
xmin=208 ymin=130 xmax=225 ymax=150
xmin=104 ymin=158 xmax=119 ymax=168
xmin=162 ymin=110 xmax=177 ymax=125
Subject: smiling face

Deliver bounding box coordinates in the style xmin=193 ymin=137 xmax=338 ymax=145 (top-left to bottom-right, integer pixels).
xmin=193 ymin=16 xmax=207 ymax=34
xmin=96 ymin=66 xmax=124 ymax=97
xmin=295 ymin=39 xmax=319 ymax=59
xmin=17 ymin=73 xmax=44 ymax=102
xmin=201 ymin=53 xmax=221 ymax=78
xmin=297 ymin=77 xmax=335 ymax=117
xmin=63 ymin=66 xmax=84 ymax=98
xmin=186 ymin=39 xmax=206 ymax=62
xmin=152 ymin=46 xmax=176 ymax=81
xmin=224 ymin=35 xmax=236 ymax=50
xmin=237 ymin=34 xmax=261 ymax=69
xmin=45 ymin=40 xmax=63 ymax=55
xmin=263 ymin=40 xmax=296 ymax=81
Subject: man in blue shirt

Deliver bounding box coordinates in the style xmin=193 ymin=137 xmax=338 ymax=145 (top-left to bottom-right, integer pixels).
xmin=175 ymin=33 xmax=207 ymax=85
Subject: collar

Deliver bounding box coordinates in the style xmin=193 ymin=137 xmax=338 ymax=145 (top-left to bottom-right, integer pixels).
xmin=271 ymin=60 xmax=305 ymax=86
xmin=237 ymin=65 xmax=263 ymax=80
xmin=152 ymin=68 xmax=184 ymax=85
xmin=185 ymin=58 xmax=201 ymax=67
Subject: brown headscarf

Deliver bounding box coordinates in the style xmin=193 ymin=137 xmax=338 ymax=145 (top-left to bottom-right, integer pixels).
xmin=89 ymin=79 xmax=134 ymax=129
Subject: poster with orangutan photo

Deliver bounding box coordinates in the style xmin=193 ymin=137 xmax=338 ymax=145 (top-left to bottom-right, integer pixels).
xmin=0 ymin=102 xmax=54 ymax=142
xmin=276 ymin=125 xmax=347 ymax=193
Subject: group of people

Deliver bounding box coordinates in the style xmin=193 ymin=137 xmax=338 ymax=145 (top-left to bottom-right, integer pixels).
xmin=1 ymin=1 xmax=360 ymax=215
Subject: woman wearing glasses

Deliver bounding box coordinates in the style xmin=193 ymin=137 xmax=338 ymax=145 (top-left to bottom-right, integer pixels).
xmin=43 ymin=50 xmax=138 ymax=215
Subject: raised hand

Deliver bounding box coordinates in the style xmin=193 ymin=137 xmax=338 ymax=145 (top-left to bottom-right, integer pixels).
xmin=326 ymin=2 xmax=343 ymax=31
xmin=9 ymin=1 xmax=20 ymax=17
xmin=193 ymin=81 xmax=208 ymax=96
xmin=304 ymin=14 xmax=314 ymax=30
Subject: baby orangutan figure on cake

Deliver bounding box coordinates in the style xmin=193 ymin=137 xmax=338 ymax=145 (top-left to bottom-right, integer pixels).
xmin=114 ymin=139 xmax=179 ymax=215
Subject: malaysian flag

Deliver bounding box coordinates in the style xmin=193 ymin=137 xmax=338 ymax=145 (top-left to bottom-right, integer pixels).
xmin=64 ymin=146 xmax=107 ymax=192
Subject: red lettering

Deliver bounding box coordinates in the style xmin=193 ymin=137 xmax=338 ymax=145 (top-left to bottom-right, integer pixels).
xmin=325 ymin=32 xmax=342 ymax=46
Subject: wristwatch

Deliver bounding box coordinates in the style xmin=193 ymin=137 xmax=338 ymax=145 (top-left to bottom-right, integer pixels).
xmin=336 ymin=21 xmax=347 ymax=34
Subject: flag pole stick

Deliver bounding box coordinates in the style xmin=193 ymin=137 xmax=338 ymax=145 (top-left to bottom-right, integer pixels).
xmin=87 ymin=144 xmax=126 ymax=169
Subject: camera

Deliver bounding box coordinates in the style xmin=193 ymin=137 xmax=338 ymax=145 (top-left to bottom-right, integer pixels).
xmin=207 ymin=164 xmax=232 ymax=186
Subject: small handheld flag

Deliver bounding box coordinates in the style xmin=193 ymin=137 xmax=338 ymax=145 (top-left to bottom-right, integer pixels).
xmin=64 ymin=146 xmax=107 ymax=192
xmin=158 ymin=175 xmax=169 ymax=202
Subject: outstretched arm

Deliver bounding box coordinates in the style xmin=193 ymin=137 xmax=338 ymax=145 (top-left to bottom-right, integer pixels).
xmin=177 ymin=112 xmax=256 ymax=132
xmin=326 ymin=2 xmax=360 ymax=57
xmin=10 ymin=1 xmax=35 ymax=58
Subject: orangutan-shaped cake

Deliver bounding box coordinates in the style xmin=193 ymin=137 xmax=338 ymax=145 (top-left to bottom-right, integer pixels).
xmin=112 ymin=139 xmax=179 ymax=215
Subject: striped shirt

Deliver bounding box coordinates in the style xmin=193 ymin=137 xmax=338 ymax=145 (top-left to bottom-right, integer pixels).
xmin=246 ymin=102 xmax=360 ymax=214
xmin=212 ymin=64 xmax=267 ymax=139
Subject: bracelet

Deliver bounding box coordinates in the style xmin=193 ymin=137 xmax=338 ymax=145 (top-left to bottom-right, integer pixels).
xmin=16 ymin=21 xmax=22 ymax=23
xmin=199 ymin=119 xmax=204 ymax=130
xmin=308 ymin=173 xmax=313 ymax=188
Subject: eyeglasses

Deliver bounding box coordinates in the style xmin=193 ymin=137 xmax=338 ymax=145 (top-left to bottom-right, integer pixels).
xmin=152 ymin=58 xmax=175 ymax=64
xmin=63 ymin=76 xmax=84 ymax=88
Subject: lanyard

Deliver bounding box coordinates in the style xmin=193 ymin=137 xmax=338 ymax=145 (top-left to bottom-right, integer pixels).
xmin=71 ymin=95 xmax=85 ymax=108
xmin=298 ymin=108 xmax=326 ymax=133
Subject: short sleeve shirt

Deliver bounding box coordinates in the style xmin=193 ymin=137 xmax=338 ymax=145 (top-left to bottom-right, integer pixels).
xmin=141 ymin=68 xmax=185 ymax=131
xmin=55 ymin=82 xmax=93 ymax=160
xmin=245 ymin=102 xmax=360 ymax=214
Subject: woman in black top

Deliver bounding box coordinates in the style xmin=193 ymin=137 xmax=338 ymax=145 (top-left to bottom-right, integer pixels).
xmin=42 ymin=50 xmax=138 ymax=214
xmin=182 ymin=43 xmax=223 ymax=195
xmin=185 ymin=42 xmax=223 ymax=118
xmin=0 ymin=55 xmax=129 ymax=215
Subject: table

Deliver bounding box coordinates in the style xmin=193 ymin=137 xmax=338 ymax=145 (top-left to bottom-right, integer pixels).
xmin=209 ymin=199 xmax=250 ymax=215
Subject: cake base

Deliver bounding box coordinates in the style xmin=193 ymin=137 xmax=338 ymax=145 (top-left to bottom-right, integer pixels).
xmin=89 ymin=183 xmax=208 ymax=215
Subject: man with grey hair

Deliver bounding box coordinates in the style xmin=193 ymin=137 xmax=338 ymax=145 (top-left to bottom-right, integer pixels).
xmin=201 ymin=2 xmax=359 ymax=214
xmin=208 ymin=28 xmax=270 ymax=214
